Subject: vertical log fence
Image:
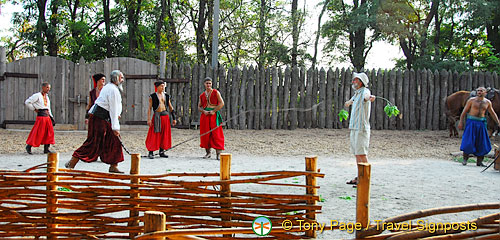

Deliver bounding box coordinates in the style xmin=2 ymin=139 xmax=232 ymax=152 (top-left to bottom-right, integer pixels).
xmin=1 ymin=46 xmax=499 ymax=130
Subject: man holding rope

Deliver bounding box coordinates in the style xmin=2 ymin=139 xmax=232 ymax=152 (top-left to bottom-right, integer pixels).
xmin=345 ymin=72 xmax=376 ymax=185
xmin=65 ymin=70 xmax=125 ymax=173
xmin=458 ymin=86 xmax=500 ymax=167
xmin=198 ymin=77 xmax=225 ymax=160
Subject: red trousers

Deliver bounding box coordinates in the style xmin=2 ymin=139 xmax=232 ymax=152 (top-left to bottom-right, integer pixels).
xmin=73 ymin=115 xmax=124 ymax=165
xmin=200 ymin=113 xmax=224 ymax=150
xmin=145 ymin=115 xmax=172 ymax=151
xmin=26 ymin=116 xmax=55 ymax=147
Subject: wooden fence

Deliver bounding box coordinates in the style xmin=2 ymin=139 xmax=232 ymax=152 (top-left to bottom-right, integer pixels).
xmin=0 ymin=153 xmax=324 ymax=239
xmin=1 ymin=46 xmax=499 ymax=130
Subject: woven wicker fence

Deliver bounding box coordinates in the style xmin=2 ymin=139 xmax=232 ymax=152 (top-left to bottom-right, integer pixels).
xmin=0 ymin=153 xmax=324 ymax=239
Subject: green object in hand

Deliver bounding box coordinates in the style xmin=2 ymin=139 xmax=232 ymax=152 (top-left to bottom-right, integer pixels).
xmin=384 ymin=104 xmax=400 ymax=118
xmin=339 ymin=109 xmax=349 ymax=122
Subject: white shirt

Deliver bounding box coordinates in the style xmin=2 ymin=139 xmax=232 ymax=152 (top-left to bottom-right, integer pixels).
xmin=90 ymin=83 xmax=122 ymax=131
xmin=349 ymin=87 xmax=371 ymax=130
xmin=25 ymin=92 xmax=53 ymax=117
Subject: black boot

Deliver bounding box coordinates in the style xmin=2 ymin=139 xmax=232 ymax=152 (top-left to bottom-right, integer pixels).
xmin=43 ymin=144 xmax=53 ymax=154
xmin=148 ymin=151 xmax=154 ymax=159
xmin=462 ymin=153 xmax=469 ymax=165
xmin=26 ymin=145 xmax=32 ymax=155
xmin=159 ymin=148 xmax=168 ymax=158
xmin=476 ymin=156 xmax=486 ymax=167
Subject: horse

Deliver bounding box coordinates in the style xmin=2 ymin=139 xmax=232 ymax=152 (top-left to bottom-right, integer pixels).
xmin=445 ymin=89 xmax=500 ymax=137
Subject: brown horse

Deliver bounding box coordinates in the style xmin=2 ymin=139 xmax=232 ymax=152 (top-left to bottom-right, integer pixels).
xmin=445 ymin=89 xmax=500 ymax=137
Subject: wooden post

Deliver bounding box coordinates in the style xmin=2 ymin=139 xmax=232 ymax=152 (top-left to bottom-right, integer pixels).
xmin=144 ymin=211 xmax=166 ymax=240
xmin=356 ymin=163 xmax=371 ymax=238
xmin=305 ymin=156 xmax=318 ymax=238
xmin=47 ymin=152 xmax=59 ymax=240
xmin=129 ymin=153 xmax=141 ymax=239
xmin=220 ymin=153 xmax=232 ymax=238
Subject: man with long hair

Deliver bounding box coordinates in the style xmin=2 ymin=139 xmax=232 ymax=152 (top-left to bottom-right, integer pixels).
xmin=66 ymin=70 xmax=125 ymax=173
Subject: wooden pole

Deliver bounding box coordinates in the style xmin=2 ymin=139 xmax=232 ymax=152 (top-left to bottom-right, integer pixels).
xmin=129 ymin=153 xmax=141 ymax=239
xmin=220 ymin=153 xmax=232 ymax=238
xmin=47 ymin=152 xmax=59 ymax=240
xmin=356 ymin=163 xmax=371 ymax=238
xmin=144 ymin=211 xmax=166 ymax=240
xmin=305 ymin=156 xmax=318 ymax=238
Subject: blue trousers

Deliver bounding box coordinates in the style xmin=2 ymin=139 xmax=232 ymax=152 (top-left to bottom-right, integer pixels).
xmin=460 ymin=117 xmax=491 ymax=156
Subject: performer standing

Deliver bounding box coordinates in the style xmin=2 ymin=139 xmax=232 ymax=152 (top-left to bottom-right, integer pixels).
xmin=85 ymin=73 xmax=106 ymax=124
xmin=198 ymin=77 xmax=225 ymax=160
xmin=65 ymin=70 xmax=125 ymax=173
xmin=145 ymin=81 xmax=177 ymax=159
xmin=25 ymin=82 xmax=55 ymax=154
xmin=344 ymin=72 xmax=376 ymax=185
xmin=458 ymin=86 xmax=500 ymax=166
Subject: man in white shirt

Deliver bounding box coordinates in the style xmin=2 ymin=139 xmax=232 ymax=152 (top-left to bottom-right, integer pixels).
xmin=344 ymin=72 xmax=375 ymax=185
xmin=25 ymin=82 xmax=55 ymax=154
xmin=65 ymin=70 xmax=125 ymax=173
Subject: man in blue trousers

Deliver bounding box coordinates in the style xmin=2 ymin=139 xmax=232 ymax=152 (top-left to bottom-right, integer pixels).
xmin=458 ymin=87 xmax=500 ymax=166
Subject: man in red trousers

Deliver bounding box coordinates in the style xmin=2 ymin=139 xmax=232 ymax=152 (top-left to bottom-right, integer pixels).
xmin=25 ymin=82 xmax=55 ymax=154
xmin=145 ymin=81 xmax=177 ymax=159
xmin=198 ymin=77 xmax=225 ymax=160
xmin=65 ymin=70 xmax=125 ymax=173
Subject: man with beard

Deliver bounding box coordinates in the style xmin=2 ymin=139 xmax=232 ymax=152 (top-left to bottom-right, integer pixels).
xmin=458 ymin=86 xmax=500 ymax=166
xmin=145 ymin=81 xmax=177 ymax=159
xmin=25 ymin=82 xmax=55 ymax=154
xmin=344 ymin=72 xmax=375 ymax=186
xmin=65 ymin=70 xmax=125 ymax=173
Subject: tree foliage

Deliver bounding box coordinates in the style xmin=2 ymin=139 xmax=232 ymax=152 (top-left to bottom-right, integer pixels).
xmin=0 ymin=0 xmax=499 ymax=74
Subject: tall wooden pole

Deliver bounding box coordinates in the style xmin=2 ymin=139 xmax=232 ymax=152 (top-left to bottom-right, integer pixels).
xmin=356 ymin=163 xmax=371 ymax=238
xmin=144 ymin=211 xmax=166 ymax=240
xmin=305 ymin=156 xmax=318 ymax=238
xmin=129 ymin=153 xmax=141 ymax=238
xmin=47 ymin=152 xmax=59 ymax=240
xmin=220 ymin=153 xmax=232 ymax=238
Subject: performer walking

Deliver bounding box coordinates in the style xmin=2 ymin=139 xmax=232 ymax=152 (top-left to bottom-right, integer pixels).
xmin=25 ymin=82 xmax=55 ymax=154
xmin=85 ymin=73 xmax=106 ymax=124
xmin=145 ymin=81 xmax=177 ymax=159
xmin=198 ymin=77 xmax=225 ymax=160
xmin=65 ymin=70 xmax=125 ymax=173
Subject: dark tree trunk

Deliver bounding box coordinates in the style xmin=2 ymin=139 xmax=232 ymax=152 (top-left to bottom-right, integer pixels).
xmin=156 ymin=0 xmax=167 ymax=51
xmin=47 ymin=0 xmax=60 ymax=56
xmin=291 ymin=0 xmax=298 ymax=68
xmin=312 ymin=0 xmax=330 ymax=70
xmin=126 ymin=0 xmax=142 ymax=57
xmin=258 ymin=0 xmax=267 ymax=69
xmin=36 ymin=0 xmax=48 ymax=56
xmin=196 ymin=0 xmax=208 ymax=63
xmin=103 ymin=0 xmax=112 ymax=57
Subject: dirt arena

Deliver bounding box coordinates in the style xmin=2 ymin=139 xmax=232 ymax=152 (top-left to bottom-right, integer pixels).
xmin=0 ymin=128 xmax=499 ymax=239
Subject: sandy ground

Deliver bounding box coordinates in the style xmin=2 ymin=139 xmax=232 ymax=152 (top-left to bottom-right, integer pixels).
xmin=0 ymin=128 xmax=499 ymax=239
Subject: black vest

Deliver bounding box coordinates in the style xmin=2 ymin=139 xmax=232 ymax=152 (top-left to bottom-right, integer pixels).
xmin=151 ymin=93 xmax=170 ymax=111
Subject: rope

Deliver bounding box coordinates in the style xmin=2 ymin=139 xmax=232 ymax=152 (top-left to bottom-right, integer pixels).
xmin=119 ymin=102 xmax=324 ymax=156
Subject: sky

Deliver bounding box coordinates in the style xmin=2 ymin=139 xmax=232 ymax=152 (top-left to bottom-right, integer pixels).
xmin=0 ymin=0 xmax=403 ymax=70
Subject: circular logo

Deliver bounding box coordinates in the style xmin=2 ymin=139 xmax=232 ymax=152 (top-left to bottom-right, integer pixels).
xmin=252 ymin=216 xmax=272 ymax=236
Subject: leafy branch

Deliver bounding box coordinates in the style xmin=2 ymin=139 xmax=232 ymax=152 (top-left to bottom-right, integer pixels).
xmin=338 ymin=96 xmax=400 ymax=122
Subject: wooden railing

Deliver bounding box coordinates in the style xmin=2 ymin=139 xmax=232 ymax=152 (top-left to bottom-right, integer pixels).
xmin=0 ymin=152 xmax=324 ymax=239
